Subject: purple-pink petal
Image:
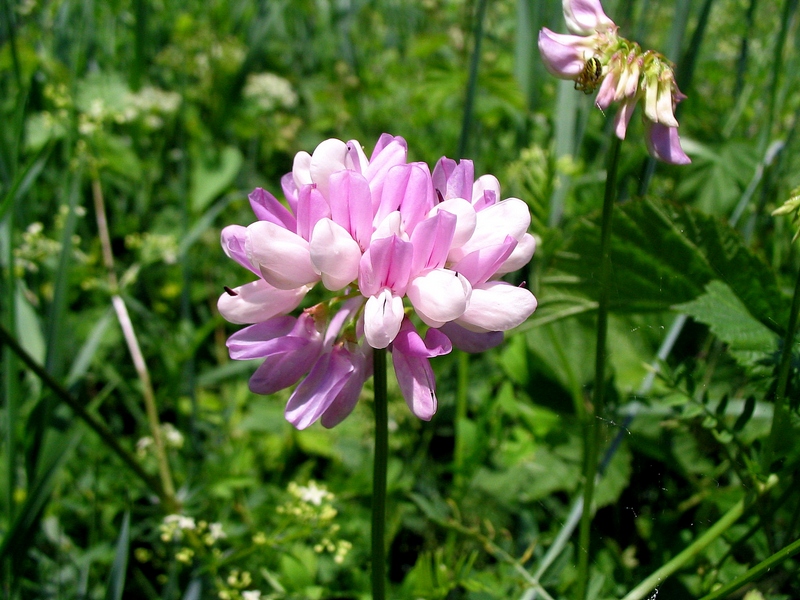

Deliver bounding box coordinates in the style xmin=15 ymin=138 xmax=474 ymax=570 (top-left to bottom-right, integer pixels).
xmin=358 ymin=235 xmax=413 ymax=297
xmin=645 ymin=122 xmax=691 ymax=165
xmin=439 ymin=322 xmax=504 ymax=353
xmin=320 ymin=347 xmax=370 ymax=428
xmin=221 ymin=225 xmax=259 ymax=276
xmin=562 ymin=0 xmax=615 ymax=35
xmin=248 ymin=187 xmax=297 ymax=231
xmin=284 ymin=347 xmax=356 ymax=430
xmin=451 ymin=236 xmax=517 ymax=286
xmin=409 ymin=210 xmax=457 ymax=275
xmin=226 ymin=315 xmax=299 ymax=360
xmin=538 ymin=28 xmax=592 ymax=79
xmin=432 ymin=158 xmax=475 ymax=201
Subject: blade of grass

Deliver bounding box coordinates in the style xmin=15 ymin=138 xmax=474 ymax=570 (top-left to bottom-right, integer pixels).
xmin=105 ymin=511 xmax=131 ymax=600
xmin=0 ymin=144 xmax=51 ymax=224
xmin=621 ymin=475 xmax=779 ymax=600
xmin=0 ymin=428 xmax=82 ymax=563
xmin=0 ymin=322 xmax=173 ymax=508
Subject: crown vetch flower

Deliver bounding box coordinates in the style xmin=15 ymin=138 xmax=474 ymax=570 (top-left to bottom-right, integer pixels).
xmin=538 ymin=0 xmax=690 ymax=164
xmin=219 ymin=134 xmax=538 ymax=429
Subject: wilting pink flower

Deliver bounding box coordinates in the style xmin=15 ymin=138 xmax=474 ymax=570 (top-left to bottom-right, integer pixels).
xmin=538 ymin=0 xmax=690 ymax=164
xmin=219 ymin=134 xmax=538 ymax=429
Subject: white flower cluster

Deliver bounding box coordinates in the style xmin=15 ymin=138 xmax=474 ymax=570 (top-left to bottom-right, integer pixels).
xmin=243 ymin=72 xmax=298 ymax=112
xmin=136 ymin=423 xmax=185 ymax=457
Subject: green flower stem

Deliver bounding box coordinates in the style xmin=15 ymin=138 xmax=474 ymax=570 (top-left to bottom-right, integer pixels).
xmin=372 ymin=347 xmax=388 ymax=600
xmin=0 ymin=322 xmax=176 ymax=511
xmin=700 ymin=534 xmax=800 ymax=599
xmin=764 ymin=257 xmax=800 ymax=469
xmin=621 ymin=475 xmax=778 ymax=600
xmin=453 ymin=350 xmax=469 ymax=488
xmin=575 ymin=135 xmax=622 ymax=600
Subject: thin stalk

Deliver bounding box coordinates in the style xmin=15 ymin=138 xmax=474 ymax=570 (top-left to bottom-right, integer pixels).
xmin=575 ymin=135 xmax=622 ymax=600
xmin=91 ymin=177 xmax=176 ymax=503
xmin=372 ymin=347 xmax=388 ymax=600
xmin=621 ymin=475 xmax=779 ymax=600
xmin=700 ymin=536 xmax=800 ymax=600
xmin=0 ymin=323 xmax=173 ymax=508
xmin=764 ymin=257 xmax=800 ymax=469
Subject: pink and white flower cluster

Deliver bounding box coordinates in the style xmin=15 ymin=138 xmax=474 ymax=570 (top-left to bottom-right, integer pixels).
xmin=219 ymin=134 xmax=537 ymax=429
xmin=539 ymin=0 xmax=691 ymax=165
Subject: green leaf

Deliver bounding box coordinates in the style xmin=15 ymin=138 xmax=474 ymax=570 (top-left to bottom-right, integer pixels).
xmin=190 ymin=146 xmax=243 ymax=212
xmin=551 ymin=198 xmax=787 ymax=333
xmin=104 ymin=511 xmax=130 ymax=600
xmin=674 ymin=280 xmax=778 ymax=363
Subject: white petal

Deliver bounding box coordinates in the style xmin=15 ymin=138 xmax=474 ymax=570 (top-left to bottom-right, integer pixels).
xmin=292 ymin=151 xmax=312 ymax=189
xmin=363 ymin=289 xmax=405 ymax=349
xmin=310 ymin=218 xmax=362 ymax=290
xmin=449 ymin=198 xmax=531 ymax=262
xmin=406 ymin=269 xmax=471 ymax=327
xmin=310 ymin=138 xmax=349 ymax=198
xmin=457 ymin=281 xmax=537 ymax=332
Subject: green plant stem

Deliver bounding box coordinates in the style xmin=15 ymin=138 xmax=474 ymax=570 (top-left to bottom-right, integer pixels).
xmin=700 ymin=535 xmax=800 ymax=600
xmin=621 ymin=475 xmax=778 ymax=600
xmin=453 ymin=350 xmax=469 ymax=488
xmin=0 ymin=322 xmax=175 ymax=510
xmin=764 ymin=258 xmax=800 ymax=468
xmin=372 ymin=347 xmax=388 ymax=600
xmin=575 ymin=135 xmax=622 ymax=600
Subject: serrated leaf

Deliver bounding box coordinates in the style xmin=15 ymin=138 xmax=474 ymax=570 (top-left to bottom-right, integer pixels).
xmin=551 ymin=198 xmax=787 ymax=333
xmin=675 ymin=280 xmax=778 ymax=359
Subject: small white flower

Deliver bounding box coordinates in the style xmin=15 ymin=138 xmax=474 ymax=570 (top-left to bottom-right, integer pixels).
xmin=241 ymin=591 xmax=261 ymax=600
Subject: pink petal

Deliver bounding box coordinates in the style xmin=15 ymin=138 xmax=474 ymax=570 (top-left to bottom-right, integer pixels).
xmin=614 ymin=98 xmax=637 ymax=139
xmin=390 ymin=320 xmax=448 ymax=420
xmin=432 ymin=198 xmax=477 ymax=249
xmin=296 ymin=184 xmax=331 ymax=242
xmin=328 ymin=170 xmax=373 ymax=249
xmin=358 ymin=235 xmax=413 ymax=297
xmin=494 ymin=232 xmax=536 ymax=276
xmin=451 ymin=236 xmax=517 ymax=285
xmin=217 ymin=279 xmax=308 ymax=324
xmin=409 ymin=210 xmax=456 ymax=275
xmin=245 ymin=221 xmax=319 ymax=290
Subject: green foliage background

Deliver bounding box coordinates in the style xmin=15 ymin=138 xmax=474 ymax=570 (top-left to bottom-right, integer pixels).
xmin=1 ymin=0 xmax=800 ymax=598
